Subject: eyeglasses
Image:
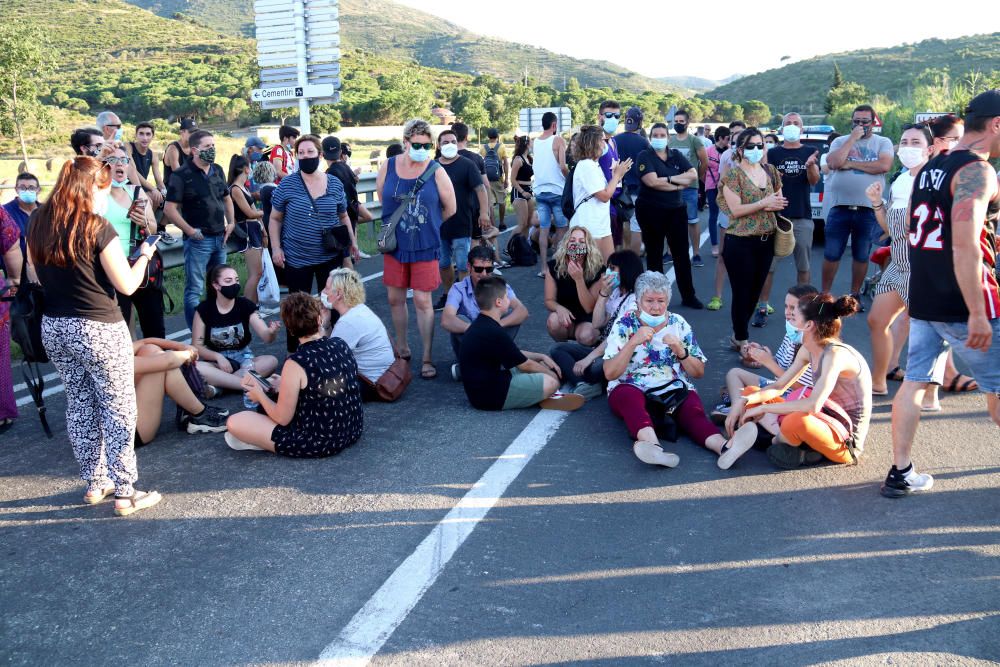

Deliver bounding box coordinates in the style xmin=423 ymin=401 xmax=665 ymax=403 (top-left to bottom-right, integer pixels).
xmin=104 ymin=156 xmax=131 ymax=166
xmin=602 ymin=112 xmax=621 ymax=119
xmin=15 ymin=185 xmax=40 ymax=192
xmin=743 ymin=143 xmax=764 ymax=150
xmin=410 ymin=142 xmax=434 ymax=150
xmin=105 ymin=123 xmax=122 ymax=129
xmin=471 ymin=265 xmax=495 ymax=274
xmin=852 ymin=119 xmax=873 ymax=126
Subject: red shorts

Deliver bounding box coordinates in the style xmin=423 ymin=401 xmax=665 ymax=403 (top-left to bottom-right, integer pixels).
xmin=382 ymin=255 xmax=441 ymax=292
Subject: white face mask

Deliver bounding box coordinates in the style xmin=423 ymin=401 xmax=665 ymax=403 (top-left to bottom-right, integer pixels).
xmin=897 ymin=146 xmax=926 ymax=169
xmin=320 ymin=290 xmax=333 ymax=310
xmin=947 ymin=140 xmax=958 ymax=152
xmin=93 ymin=187 xmax=111 ymax=217
xmin=440 ymin=144 xmax=459 ymax=159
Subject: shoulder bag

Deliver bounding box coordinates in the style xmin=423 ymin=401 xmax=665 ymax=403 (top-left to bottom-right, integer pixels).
xmin=377 ymin=162 xmax=440 ymax=254
xmin=3 ymin=262 xmax=52 ymax=437
xmin=127 ymin=186 xmax=164 ymax=289
xmin=374 ymin=354 xmax=413 ymax=402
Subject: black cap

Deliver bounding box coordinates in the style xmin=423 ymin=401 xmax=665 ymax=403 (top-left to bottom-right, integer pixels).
xmin=965 ymin=89 xmax=1000 ymax=119
xmin=179 ymin=118 xmax=197 ymax=131
xmin=487 ymin=128 xmax=499 ymax=139
xmin=322 ymin=136 xmax=341 ymax=160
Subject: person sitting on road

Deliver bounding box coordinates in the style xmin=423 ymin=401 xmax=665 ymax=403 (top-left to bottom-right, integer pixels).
xmin=192 ymin=264 xmax=280 ymax=395
xmin=133 ymin=339 xmax=228 ymax=446
xmin=603 ymin=271 xmax=758 ymax=470
xmin=548 ymin=249 xmax=644 ymax=399
xmin=726 ymin=292 xmax=873 ymax=470
xmin=460 ymin=276 xmax=584 ymax=412
xmin=442 ymin=245 xmax=529 ymax=379
xmin=320 ymin=268 xmax=397 ymax=402
xmin=226 ymin=292 xmax=364 ymax=455
xmin=544 ymin=225 xmax=605 ymax=345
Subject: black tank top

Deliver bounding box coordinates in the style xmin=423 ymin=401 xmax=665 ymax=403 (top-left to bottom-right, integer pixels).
xmin=129 ymin=142 xmax=153 ymax=181
xmin=908 ymin=150 xmax=1000 ymax=322
xmin=514 ymin=155 xmax=534 ymax=182
xmin=163 ymin=140 xmax=191 ymax=185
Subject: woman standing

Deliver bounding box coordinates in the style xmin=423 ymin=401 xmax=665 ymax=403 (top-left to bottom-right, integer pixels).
xmin=228 ymin=155 xmax=266 ymax=304
xmin=0 ymin=207 xmax=21 ymax=432
xmin=509 ymin=136 xmax=536 ymax=237
xmin=376 ymin=118 xmax=457 ymax=380
xmin=704 ymin=126 xmax=731 ymax=258
xmin=634 ymin=123 xmax=703 ymax=309
xmin=570 ymin=125 xmax=632 ymax=261
xmin=28 ymin=157 xmax=161 ymax=516
xmin=926 ymin=114 xmax=964 ymax=156
xmin=544 ymin=226 xmax=605 ymax=345
xmin=718 ymin=128 xmax=787 ymax=350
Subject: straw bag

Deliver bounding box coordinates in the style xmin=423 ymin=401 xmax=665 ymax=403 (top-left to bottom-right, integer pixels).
xmin=773 ymin=215 xmax=795 ymax=258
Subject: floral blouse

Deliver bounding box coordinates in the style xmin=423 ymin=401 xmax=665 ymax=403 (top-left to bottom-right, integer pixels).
xmin=717 ymin=164 xmax=782 ymax=237
xmin=603 ymin=309 xmax=706 ymax=392
xmin=0 ymin=208 xmax=19 ymax=327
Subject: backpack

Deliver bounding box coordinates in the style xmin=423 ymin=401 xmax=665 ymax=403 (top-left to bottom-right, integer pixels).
xmin=505 ymin=232 xmax=538 ymax=267
xmin=483 ymin=143 xmax=502 ymax=182
xmin=561 ymin=165 xmax=576 ymax=221
xmin=3 ymin=263 xmax=53 ymax=437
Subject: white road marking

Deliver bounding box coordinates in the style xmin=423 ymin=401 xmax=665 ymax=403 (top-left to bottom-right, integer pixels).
xmin=315 ymin=409 xmax=570 ymax=667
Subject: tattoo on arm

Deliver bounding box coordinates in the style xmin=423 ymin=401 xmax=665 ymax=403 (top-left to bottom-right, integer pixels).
xmin=952 ymin=161 xmax=992 ymax=229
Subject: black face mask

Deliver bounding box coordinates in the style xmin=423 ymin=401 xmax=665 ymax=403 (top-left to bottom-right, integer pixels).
xmin=219 ymin=283 xmax=241 ymax=299
xmin=299 ymin=157 xmax=320 ymax=174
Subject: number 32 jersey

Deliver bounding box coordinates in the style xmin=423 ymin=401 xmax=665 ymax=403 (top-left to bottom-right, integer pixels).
xmin=908 ymin=150 xmax=1000 ymax=322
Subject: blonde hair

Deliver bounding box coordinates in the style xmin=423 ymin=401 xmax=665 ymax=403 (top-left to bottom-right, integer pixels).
xmin=402 ymin=118 xmax=433 ymax=142
xmin=553 ymin=225 xmax=603 ymax=281
xmin=253 ymin=160 xmax=277 ymax=185
xmin=327 ymin=267 xmax=366 ymax=308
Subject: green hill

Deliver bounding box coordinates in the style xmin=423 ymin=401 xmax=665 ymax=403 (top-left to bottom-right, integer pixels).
xmin=117 ymin=0 xmax=682 ymax=94
xmin=707 ymin=33 xmax=1000 ymax=112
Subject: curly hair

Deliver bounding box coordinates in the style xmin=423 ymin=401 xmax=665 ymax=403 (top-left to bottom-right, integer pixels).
xmin=552 ymin=225 xmax=603 ymax=281
xmin=573 ymin=125 xmax=606 ymax=162
xmin=326 ymin=268 xmax=367 ymax=308
xmin=281 ymin=292 xmax=323 ymax=339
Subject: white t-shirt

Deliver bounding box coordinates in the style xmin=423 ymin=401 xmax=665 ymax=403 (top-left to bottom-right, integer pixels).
xmin=331 ymin=304 xmax=395 ymax=382
xmin=571 ymin=159 xmax=611 ymax=239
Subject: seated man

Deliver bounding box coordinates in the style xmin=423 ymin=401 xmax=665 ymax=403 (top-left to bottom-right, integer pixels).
xmin=441 ymin=245 xmax=529 ymax=380
xmin=460 ymin=276 xmax=584 ymax=412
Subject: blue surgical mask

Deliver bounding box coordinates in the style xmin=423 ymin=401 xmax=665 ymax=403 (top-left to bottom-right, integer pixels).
xmin=603 ymin=118 xmax=619 ymax=134
xmin=111 ymin=179 xmax=129 ymax=188
xmin=781 ymin=125 xmax=801 ymax=142
xmin=605 ymin=268 xmax=620 ymax=289
xmin=601 ymin=142 xmax=609 ymax=157
xmin=744 ymin=148 xmax=764 ymax=164
xmin=639 ymin=310 xmax=666 ymax=328
xmin=17 ymin=190 xmax=37 ymax=205
xmin=249 ymin=152 xmax=264 ymax=162
xmin=785 ymin=319 xmax=803 ymax=344
xmin=114 ymin=128 xmax=124 ymax=141
xmin=409 ymin=146 xmax=430 ymax=162
xmin=650 ymin=138 xmax=669 ymax=151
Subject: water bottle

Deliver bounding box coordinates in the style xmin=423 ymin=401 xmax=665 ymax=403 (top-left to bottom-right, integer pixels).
xmin=241 ymin=350 xmax=258 ymax=409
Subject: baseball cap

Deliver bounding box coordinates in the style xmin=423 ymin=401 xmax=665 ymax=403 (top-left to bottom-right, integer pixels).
xmin=625 ymin=107 xmax=644 ymax=131
xmin=322 ymin=136 xmax=342 ymax=161
xmin=179 ymin=118 xmax=197 ymax=131
xmin=965 ymin=89 xmax=1000 ymax=119
xmin=244 ymin=136 xmax=267 ymax=150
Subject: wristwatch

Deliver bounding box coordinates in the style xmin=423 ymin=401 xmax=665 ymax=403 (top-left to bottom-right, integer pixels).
xmin=666 ymin=175 xmax=673 ymax=185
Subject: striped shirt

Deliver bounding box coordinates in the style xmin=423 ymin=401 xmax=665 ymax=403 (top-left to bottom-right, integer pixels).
xmin=271 ymin=172 xmax=348 ymax=268
xmin=774 ymin=333 xmax=814 ymax=387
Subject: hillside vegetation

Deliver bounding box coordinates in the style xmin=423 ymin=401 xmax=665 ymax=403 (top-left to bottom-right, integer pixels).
xmin=707 ymin=33 xmax=1000 ymax=112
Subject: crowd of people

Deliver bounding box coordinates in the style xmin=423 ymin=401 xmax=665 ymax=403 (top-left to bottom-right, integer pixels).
xmin=1 ymin=89 xmax=998 ymax=515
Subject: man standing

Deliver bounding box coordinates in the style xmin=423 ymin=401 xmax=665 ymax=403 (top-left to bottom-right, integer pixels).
xmin=822 ymin=104 xmax=894 ymax=298
xmin=614 ymin=107 xmax=652 ymax=255
xmin=752 ymin=112 xmax=820 ymax=326
xmin=668 ymin=109 xmax=709 ymax=267
xmin=480 ymin=128 xmax=510 ymax=230
xmin=435 ymin=129 xmax=490 ymax=310
xmin=884 ymin=90 xmax=1000 ymax=498
xmin=531 ymin=111 xmax=569 ymax=276
xmin=164 ymin=129 xmax=236 ymax=328
xmin=1 ymin=173 xmax=39 ymax=269
xmin=96 ymin=110 xmax=124 ymax=143
xmin=452 ymin=122 xmax=496 ymax=256
xmin=130 ymin=122 xmax=165 ymax=209
xmin=164 ymin=118 xmax=197 ymax=186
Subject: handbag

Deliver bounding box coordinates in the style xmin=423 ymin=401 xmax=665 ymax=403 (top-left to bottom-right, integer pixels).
xmin=642 ymin=379 xmax=689 ymax=443
xmin=4 ymin=263 xmax=52 ymax=437
xmin=377 ymin=162 xmax=440 ymax=254
xmin=322 ymin=224 xmax=351 ymax=253
xmin=773 ymin=214 xmax=796 ymax=258
xmin=374 ymin=355 xmax=413 ymax=402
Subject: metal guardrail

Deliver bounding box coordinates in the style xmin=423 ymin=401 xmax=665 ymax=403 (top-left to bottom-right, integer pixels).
xmin=160 ymin=172 xmax=382 ymax=269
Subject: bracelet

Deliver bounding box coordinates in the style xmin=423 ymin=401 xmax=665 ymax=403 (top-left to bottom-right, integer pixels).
xmin=676 ymin=347 xmax=690 ymax=361
xmin=872 ymin=202 xmax=884 ymax=210
xmin=599 ymin=292 xmax=611 ymax=298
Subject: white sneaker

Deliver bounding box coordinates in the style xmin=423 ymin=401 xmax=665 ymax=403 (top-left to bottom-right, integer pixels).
xmin=573 ymin=382 xmax=604 ymax=401
xmin=358 ymin=250 xmax=372 ymax=259
xmin=225 ymin=432 xmax=265 ymax=451
xmin=633 ymin=441 xmax=680 ymax=468
xmin=406 ymin=288 xmax=414 ymax=299
xmin=717 ymin=422 xmax=758 ymax=470
xmin=257 ymin=304 xmax=281 ymax=317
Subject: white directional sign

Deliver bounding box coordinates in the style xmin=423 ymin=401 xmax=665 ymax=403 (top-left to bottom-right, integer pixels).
xmin=259 ymin=93 xmax=340 ymax=110
xmin=518 ymin=107 xmax=573 ymax=135
xmin=915 ymin=112 xmax=954 ymax=123
xmin=251 ymin=84 xmax=339 ymax=103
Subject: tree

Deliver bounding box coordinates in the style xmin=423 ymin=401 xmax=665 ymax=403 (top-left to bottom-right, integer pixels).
xmin=0 ymin=24 xmax=54 ymax=169
xmin=451 ymin=86 xmax=489 ymax=131
xmin=832 ymin=62 xmax=844 ymax=89
xmin=742 ymin=100 xmax=772 ymax=126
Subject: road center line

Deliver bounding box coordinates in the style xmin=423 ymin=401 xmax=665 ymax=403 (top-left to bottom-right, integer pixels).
xmin=315 ymin=408 xmax=570 ymax=667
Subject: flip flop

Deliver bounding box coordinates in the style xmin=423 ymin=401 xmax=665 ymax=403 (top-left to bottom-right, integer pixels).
xmin=921 ymin=403 xmax=943 ymax=413
xmin=717 ymin=423 xmax=758 ymax=470
xmin=886 ymin=366 xmax=906 ymax=382
xmin=944 ymin=374 xmax=978 ymax=393
xmin=420 ymin=362 xmax=437 ymax=380
xmin=633 ymin=441 xmax=680 ymax=468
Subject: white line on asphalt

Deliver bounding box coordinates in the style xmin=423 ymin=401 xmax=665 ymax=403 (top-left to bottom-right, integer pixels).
xmin=316 ymin=409 xmax=571 ymax=667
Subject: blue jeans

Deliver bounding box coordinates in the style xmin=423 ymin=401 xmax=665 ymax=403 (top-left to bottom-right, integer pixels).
xmin=706 ymin=188 xmax=719 ymax=246
xmin=439 ymin=236 xmax=472 ymax=270
xmin=905 ymin=318 xmax=1000 ymax=393
xmin=535 ymin=191 xmax=567 ymax=229
xmin=183 ymin=234 xmax=227 ymax=328
xmin=681 ymin=188 xmax=699 ymax=223
xmin=824 ymin=206 xmax=877 ymax=263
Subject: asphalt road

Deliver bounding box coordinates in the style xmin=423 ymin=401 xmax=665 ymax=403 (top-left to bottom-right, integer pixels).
xmin=2 ymin=212 xmax=998 ymax=666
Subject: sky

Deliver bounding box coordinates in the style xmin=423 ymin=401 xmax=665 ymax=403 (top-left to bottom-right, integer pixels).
xmin=391 ymin=0 xmax=1000 ymax=81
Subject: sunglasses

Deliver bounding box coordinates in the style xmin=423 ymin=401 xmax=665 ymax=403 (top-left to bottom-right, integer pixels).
xmin=852 ymin=119 xmax=873 ymax=126
xmin=602 ymin=112 xmax=621 ymax=119
xmin=410 ymin=142 xmax=434 ymax=150
xmin=104 ymin=156 xmax=131 ymax=166
xmin=743 ymin=143 xmax=764 ymax=150
xmin=471 ymin=265 xmax=495 ymax=274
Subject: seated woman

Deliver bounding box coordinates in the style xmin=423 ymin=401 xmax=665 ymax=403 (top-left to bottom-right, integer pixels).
xmin=727 ymin=293 xmax=873 ymax=469
xmin=549 ymin=249 xmax=643 ymax=398
xmin=192 ymin=264 xmax=280 ymax=393
xmin=544 ymin=225 xmax=605 ymax=345
xmin=603 ymin=271 xmax=757 ymax=469
xmin=320 ymin=267 xmax=396 ymax=402
xmin=133 ymin=339 xmax=228 ymax=446
xmin=225 ymin=293 xmax=364 ymax=456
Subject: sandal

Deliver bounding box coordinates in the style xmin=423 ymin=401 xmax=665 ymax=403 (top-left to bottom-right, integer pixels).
xmin=420 ymin=362 xmax=437 ymax=380
xmin=114 ymin=490 xmax=162 ymax=517
xmin=944 ymin=374 xmax=978 ymax=393
xmin=0 ymin=418 xmax=13 ymax=435
xmin=729 ymin=336 xmax=748 ymax=352
xmin=886 ymin=366 xmax=906 ymax=383
xmin=83 ymin=483 xmax=116 ymax=505
xmin=632 ymin=441 xmax=680 ymax=468
xmin=717 ymin=423 xmax=758 ymax=470
xmin=766 ymin=442 xmax=824 ymax=470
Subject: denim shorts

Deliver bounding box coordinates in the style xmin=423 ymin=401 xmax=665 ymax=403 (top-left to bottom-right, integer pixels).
xmin=682 ymin=188 xmax=699 ymax=223
xmin=824 ymin=206 xmax=877 ymax=263
xmin=905 ymin=318 xmax=1000 ymax=393
xmin=535 ymin=191 xmax=568 ymax=229
xmin=439 ymin=235 xmax=471 ymax=270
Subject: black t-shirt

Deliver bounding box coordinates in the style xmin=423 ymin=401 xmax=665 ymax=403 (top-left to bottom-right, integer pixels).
xmin=34 ymin=215 xmax=123 ymax=323
xmin=547 ymin=258 xmax=603 ymax=321
xmin=163 ymin=140 xmax=191 ymax=185
xmin=459 ymin=149 xmax=487 ymax=237
xmin=440 ymin=156 xmax=483 ymax=240
xmin=260 ymin=183 xmax=276 ymax=233
xmin=327 ymin=161 xmax=360 ymax=222
xmin=459 ymin=314 xmax=528 ymax=411
xmin=636 ymin=149 xmax=693 ymax=209
xmin=767 ymin=145 xmax=815 ymax=218
xmin=195 ymin=296 xmax=257 ymax=352
xmin=129 ymin=142 xmax=153 ymax=182
xmin=614 ymin=132 xmax=652 ymax=189
xmin=166 ymin=162 xmax=230 ymax=235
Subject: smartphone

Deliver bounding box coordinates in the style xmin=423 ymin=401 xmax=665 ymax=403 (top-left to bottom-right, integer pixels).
xmin=129 ymin=234 xmax=161 ymax=260
xmin=128 ymin=197 xmax=148 ymax=215
xmin=246 ymin=369 xmax=272 ymax=391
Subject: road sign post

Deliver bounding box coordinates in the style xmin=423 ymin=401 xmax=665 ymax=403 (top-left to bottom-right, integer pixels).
xmin=518 ymin=107 xmax=573 ymax=135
